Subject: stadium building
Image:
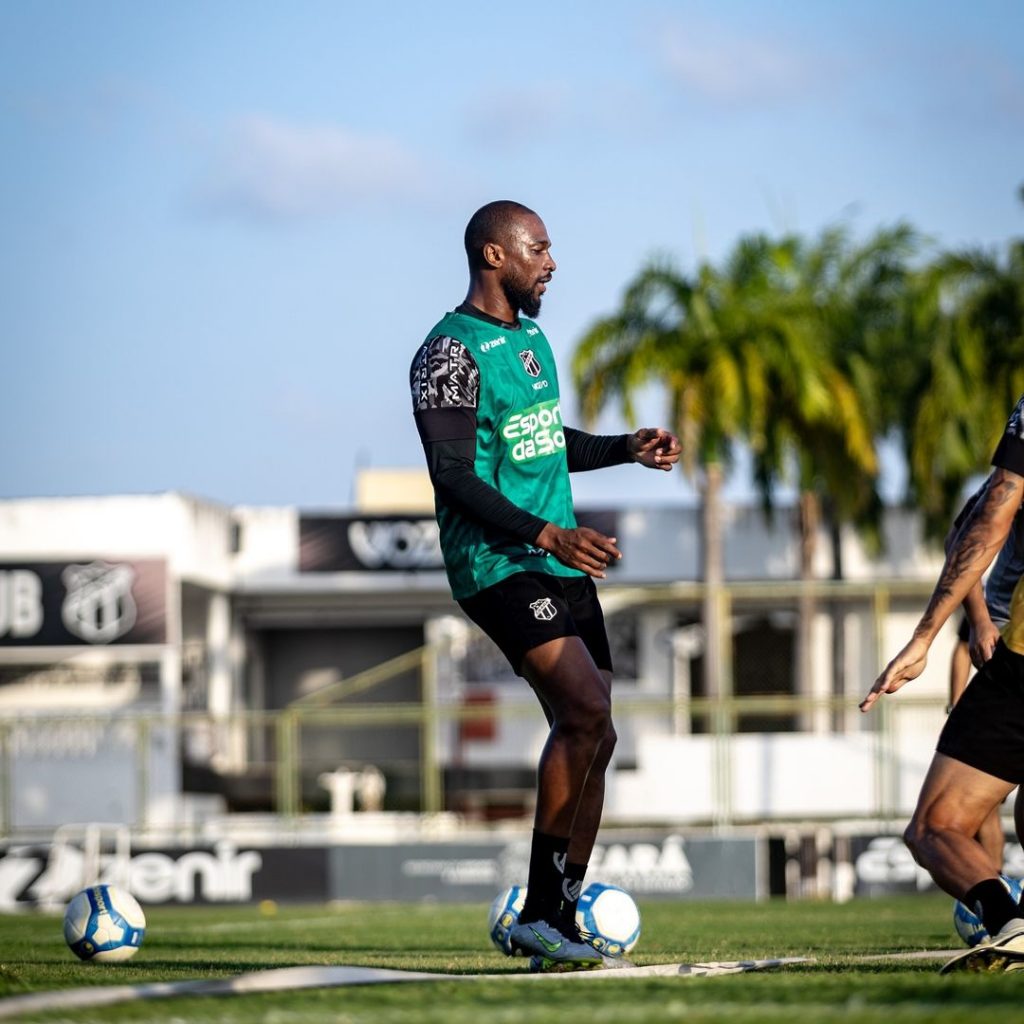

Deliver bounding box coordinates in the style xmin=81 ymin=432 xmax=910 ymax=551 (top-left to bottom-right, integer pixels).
xmin=0 ymin=480 xmax=973 ymax=907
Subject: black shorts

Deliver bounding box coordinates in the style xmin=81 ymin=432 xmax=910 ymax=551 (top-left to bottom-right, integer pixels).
xmin=458 ymin=571 xmax=612 ymax=677
xmin=937 ymin=640 xmax=1024 ymax=783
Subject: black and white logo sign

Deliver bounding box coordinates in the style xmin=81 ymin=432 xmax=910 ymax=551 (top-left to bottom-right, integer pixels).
xmin=0 ymin=560 xmax=166 ymax=647
xmin=518 ymin=350 xmax=542 ymax=377
xmin=61 ymin=563 xmax=137 ymax=644
xmin=530 ymin=598 xmax=557 ymax=621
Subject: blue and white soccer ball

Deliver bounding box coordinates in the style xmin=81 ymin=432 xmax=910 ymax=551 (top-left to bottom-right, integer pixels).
xmin=487 ymin=881 xmax=642 ymax=958
xmin=953 ymin=875 xmax=1023 ymax=947
xmin=63 ymin=884 xmax=146 ymax=963
xmin=576 ymin=882 xmax=641 ymax=958
xmin=488 ymin=884 xmax=527 ymax=955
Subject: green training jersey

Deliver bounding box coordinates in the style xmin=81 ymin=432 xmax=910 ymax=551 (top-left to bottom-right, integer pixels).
xmin=411 ymin=309 xmax=583 ymax=599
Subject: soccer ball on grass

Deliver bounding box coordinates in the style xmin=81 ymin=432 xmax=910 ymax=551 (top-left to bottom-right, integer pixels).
xmin=953 ymin=874 xmax=1023 ymax=947
xmin=575 ymin=882 xmax=641 ymax=957
xmin=487 ymin=881 xmax=641 ymax=958
xmin=488 ymin=884 xmax=527 ymax=955
xmin=63 ymin=884 xmax=146 ymax=963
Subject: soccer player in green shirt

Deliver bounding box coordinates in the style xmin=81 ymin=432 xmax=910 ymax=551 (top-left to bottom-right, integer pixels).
xmin=410 ymin=201 xmax=680 ymax=970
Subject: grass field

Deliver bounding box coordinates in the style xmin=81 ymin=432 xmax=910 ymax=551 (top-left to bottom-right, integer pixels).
xmin=0 ymin=894 xmax=1019 ymax=1022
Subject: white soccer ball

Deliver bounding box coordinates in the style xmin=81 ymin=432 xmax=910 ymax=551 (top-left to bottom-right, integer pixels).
xmin=953 ymin=875 xmax=1023 ymax=947
xmin=63 ymin=884 xmax=146 ymax=963
xmin=488 ymin=885 xmax=527 ymax=955
xmin=575 ymin=882 xmax=641 ymax=958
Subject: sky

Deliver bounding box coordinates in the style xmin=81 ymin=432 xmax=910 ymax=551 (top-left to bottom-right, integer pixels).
xmin=2 ymin=0 xmax=1022 ymax=511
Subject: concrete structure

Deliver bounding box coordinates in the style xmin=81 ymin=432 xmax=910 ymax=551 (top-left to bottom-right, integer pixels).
xmin=0 ymin=484 xmax=955 ymax=835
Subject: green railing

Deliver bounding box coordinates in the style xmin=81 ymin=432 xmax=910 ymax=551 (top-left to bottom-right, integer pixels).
xmin=0 ymin=689 xmax=948 ymax=837
xmin=0 ymin=577 xmax=951 ymax=837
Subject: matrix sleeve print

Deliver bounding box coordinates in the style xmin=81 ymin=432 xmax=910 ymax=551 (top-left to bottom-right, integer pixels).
xmin=411 ymin=335 xmax=480 ymax=441
xmin=410 ymin=335 xmax=548 ymax=543
xmin=992 ymin=394 xmax=1024 ymax=478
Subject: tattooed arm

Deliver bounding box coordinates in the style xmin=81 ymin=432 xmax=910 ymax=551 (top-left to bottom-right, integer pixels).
xmin=861 ymin=468 xmax=1024 ymax=711
xmin=921 ymin=471 xmax=1024 ymax=642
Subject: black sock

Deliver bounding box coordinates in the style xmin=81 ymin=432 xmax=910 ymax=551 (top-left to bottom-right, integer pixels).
xmin=557 ymin=861 xmax=588 ymax=932
xmin=966 ymin=878 xmax=1020 ymax=936
xmin=519 ymin=830 xmax=569 ymax=925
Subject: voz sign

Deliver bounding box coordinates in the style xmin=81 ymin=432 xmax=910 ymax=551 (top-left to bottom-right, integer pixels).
xmin=299 ymin=516 xmax=443 ymax=572
xmin=300 ymin=512 xmax=620 ymax=573
xmin=0 ymin=561 xmax=166 ymax=647
xmin=347 ymin=520 xmax=442 ymax=570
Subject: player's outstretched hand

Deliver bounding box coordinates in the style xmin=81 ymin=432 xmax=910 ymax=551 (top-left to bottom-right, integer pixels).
xmin=969 ymin=619 xmax=1001 ymax=669
xmin=535 ymin=523 xmax=622 ymax=579
xmin=859 ymin=636 xmax=930 ymax=712
xmin=629 ymin=428 xmax=681 ymax=471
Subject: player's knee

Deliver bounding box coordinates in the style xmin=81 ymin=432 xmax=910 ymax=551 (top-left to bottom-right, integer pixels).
xmin=591 ymin=722 xmax=617 ymax=771
xmin=560 ymin=695 xmax=612 ymax=745
xmin=905 ymin=807 xmax=974 ymax=860
xmin=601 ymin=722 xmax=618 ymax=758
xmin=903 ymin=818 xmax=924 ymax=860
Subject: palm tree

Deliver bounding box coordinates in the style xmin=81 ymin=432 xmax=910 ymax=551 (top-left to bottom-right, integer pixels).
xmin=955 ymin=238 xmax=1024 ymax=439
xmin=893 ymin=252 xmax=1006 ymax=541
xmin=704 ymin=228 xmax=896 ymax=719
xmin=572 ymin=259 xmax=750 ymax=703
xmin=573 ymin=225 xmax=912 ymax=721
xmin=873 ymin=188 xmax=1023 ymax=540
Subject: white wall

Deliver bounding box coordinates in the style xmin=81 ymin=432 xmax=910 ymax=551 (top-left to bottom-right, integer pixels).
xmin=605 ymin=727 xmax=945 ymax=825
xmin=0 ymin=493 xmax=235 ymax=587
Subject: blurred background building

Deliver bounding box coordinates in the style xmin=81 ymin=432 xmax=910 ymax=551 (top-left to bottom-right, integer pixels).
xmin=0 ymin=475 xmax=973 ymax=909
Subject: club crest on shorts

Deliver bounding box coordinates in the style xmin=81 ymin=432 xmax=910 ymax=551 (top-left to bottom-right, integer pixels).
xmin=530 ymin=597 xmax=557 ymax=621
xmin=518 ymin=349 xmax=542 ymax=377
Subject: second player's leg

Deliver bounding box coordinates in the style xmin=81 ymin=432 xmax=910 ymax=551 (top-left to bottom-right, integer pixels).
xmin=978 ymin=805 xmax=1007 ymax=871
xmin=904 ymin=752 xmax=1014 ymax=897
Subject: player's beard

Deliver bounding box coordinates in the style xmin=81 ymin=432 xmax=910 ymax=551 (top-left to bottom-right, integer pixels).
xmin=502 ymin=267 xmax=543 ymax=319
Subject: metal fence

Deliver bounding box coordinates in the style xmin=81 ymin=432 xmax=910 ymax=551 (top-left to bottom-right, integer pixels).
xmin=0 ymin=690 xmax=952 ymax=838
xmin=0 ymin=578 xmax=957 ymax=838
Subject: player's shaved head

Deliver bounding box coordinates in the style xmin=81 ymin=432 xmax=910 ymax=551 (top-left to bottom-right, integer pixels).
xmin=464 ymin=200 xmax=538 ymax=271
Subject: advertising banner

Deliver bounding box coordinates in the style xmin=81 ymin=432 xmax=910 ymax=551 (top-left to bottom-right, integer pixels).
xmin=0 ymin=841 xmax=320 ymax=909
xmin=0 ymin=560 xmax=166 ymax=646
xmin=850 ymin=834 xmax=1024 ymax=897
xmin=0 ymin=832 xmax=758 ymax=908
xmin=299 ymin=511 xmax=619 ymax=573
xmin=330 ymin=833 xmax=759 ymax=902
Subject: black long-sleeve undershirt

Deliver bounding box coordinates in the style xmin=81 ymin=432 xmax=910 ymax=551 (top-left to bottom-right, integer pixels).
xmin=423 ymin=436 xmax=549 ymax=543
xmin=415 ymin=407 xmax=631 ymax=541
xmin=564 ymin=427 xmax=632 ymax=472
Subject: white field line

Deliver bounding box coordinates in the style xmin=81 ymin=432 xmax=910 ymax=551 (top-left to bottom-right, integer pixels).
xmin=851 ymin=949 xmax=960 ymax=961
xmin=0 ymin=958 xmax=807 ymax=1019
xmin=0 ymin=950 xmax=966 ymax=1019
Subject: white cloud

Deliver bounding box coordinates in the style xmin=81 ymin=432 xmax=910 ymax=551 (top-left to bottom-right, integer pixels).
xmin=193 ymin=115 xmax=431 ymax=220
xmin=460 ymin=80 xmax=664 ymax=148
xmin=461 ymin=83 xmax=573 ymax=143
xmin=658 ymin=20 xmax=818 ymax=106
